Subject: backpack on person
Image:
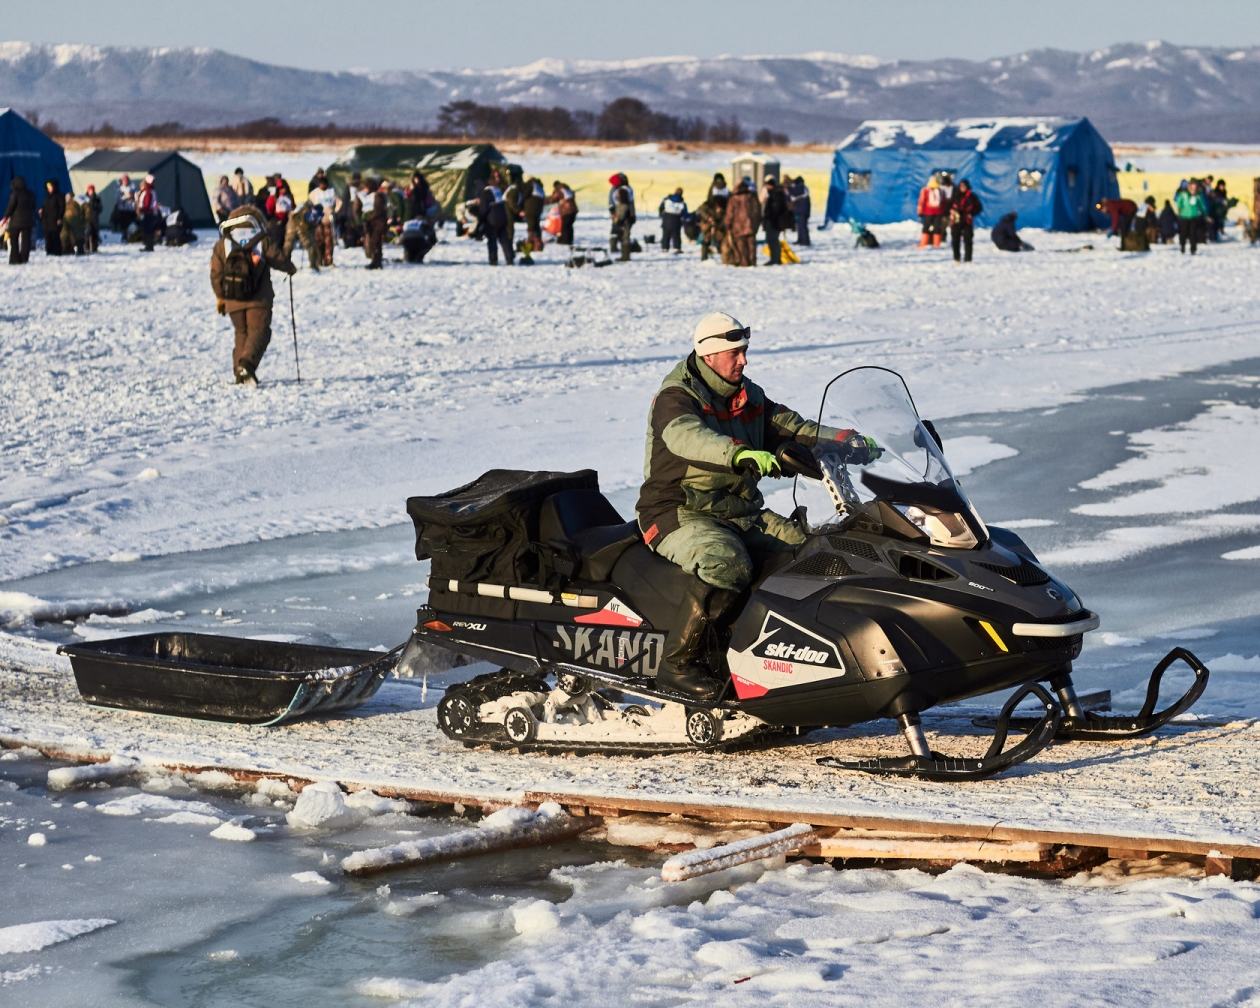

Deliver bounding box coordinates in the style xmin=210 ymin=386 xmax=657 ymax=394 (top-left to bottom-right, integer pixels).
xmin=220 ymin=232 xmax=263 ymax=301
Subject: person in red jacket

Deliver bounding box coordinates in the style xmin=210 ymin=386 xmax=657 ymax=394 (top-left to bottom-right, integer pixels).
xmin=1096 ymin=197 xmax=1138 ymax=238
xmin=916 ymin=176 xmax=946 ymax=248
xmin=135 ymin=174 xmax=161 ymax=252
xmin=948 ymin=179 xmax=983 ymax=263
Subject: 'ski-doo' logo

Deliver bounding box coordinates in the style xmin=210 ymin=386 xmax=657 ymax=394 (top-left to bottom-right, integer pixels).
xmin=1045 ymin=587 xmax=1061 ymax=600
xmin=749 ymin=613 xmax=844 ymax=674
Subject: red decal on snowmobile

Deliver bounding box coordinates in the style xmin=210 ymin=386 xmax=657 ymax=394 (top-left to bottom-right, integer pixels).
xmin=731 ymin=674 xmax=769 ymax=699
xmin=574 ymin=598 xmax=644 ymax=627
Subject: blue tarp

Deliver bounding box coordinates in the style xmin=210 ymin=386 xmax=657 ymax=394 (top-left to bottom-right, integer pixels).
xmin=825 ymin=118 xmax=1118 ymax=232
xmin=0 ymin=108 xmax=72 ymax=239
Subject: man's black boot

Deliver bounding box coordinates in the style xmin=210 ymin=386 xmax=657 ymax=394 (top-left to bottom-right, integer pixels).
xmin=656 ymin=583 xmax=741 ymax=703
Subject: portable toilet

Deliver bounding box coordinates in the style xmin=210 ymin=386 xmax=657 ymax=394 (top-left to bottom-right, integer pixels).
xmin=731 ymin=152 xmax=781 ymax=191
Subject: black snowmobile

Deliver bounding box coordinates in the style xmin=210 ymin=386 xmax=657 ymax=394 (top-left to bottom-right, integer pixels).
xmin=403 ymin=367 xmax=1209 ymax=781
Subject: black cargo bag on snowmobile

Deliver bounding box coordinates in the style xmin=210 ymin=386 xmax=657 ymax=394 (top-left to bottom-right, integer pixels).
xmin=407 ymin=469 xmax=599 ymax=587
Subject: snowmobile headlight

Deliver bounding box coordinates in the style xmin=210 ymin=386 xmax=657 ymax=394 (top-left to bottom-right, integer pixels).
xmin=894 ymin=504 xmax=979 ymax=549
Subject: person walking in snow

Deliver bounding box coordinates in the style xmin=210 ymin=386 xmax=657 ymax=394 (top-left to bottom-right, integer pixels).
xmin=761 ymin=176 xmax=793 ymax=265
xmin=521 ymin=176 xmax=545 ymax=252
xmin=356 ymin=178 xmax=387 ymax=269
xmin=916 ymin=176 xmax=946 ymax=248
xmin=135 ymin=175 xmax=161 ymax=252
xmin=948 ymin=178 xmax=982 ymax=263
xmin=1175 ymin=180 xmax=1207 ymax=255
xmin=545 ymin=181 xmax=577 ymax=245
xmin=308 ymin=176 xmax=339 ymax=266
xmin=229 ymin=168 xmax=254 ymax=208
xmin=659 ymin=187 xmax=687 ymax=253
xmin=284 ymin=197 xmax=321 ymax=271
xmin=84 ymin=185 xmax=102 ymax=252
xmin=3 ymin=175 xmax=35 ymax=264
xmin=41 ymin=179 xmax=66 ymax=256
xmin=212 ymin=175 xmax=238 ymax=223
xmin=612 ymin=185 xmax=634 ymax=261
xmin=209 ymin=205 xmax=296 ymax=385
xmin=696 ymin=192 xmax=727 ymax=263
xmin=724 ymin=181 xmax=761 ymax=267
xmin=60 ymin=193 xmax=86 ymax=255
xmin=608 ymin=173 xmax=635 ymax=254
xmin=786 ymin=176 xmax=810 ymax=245
xmin=1158 ymin=199 xmax=1178 ymax=244
xmin=707 ymin=172 xmax=730 ymax=201
xmin=112 ymin=173 xmax=136 ymax=237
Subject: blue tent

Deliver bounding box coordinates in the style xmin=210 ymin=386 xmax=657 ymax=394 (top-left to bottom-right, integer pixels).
xmin=824 ymin=117 xmax=1118 ymax=232
xmin=0 ymin=108 xmax=72 ymax=239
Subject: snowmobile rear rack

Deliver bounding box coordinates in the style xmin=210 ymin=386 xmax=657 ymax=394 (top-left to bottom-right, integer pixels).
xmin=818 ymin=682 xmax=1061 ymax=782
xmin=973 ymin=647 xmax=1210 ymax=741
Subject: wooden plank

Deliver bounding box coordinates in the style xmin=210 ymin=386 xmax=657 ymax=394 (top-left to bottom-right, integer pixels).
xmin=7 ymin=738 xmax=1259 ymax=862
xmin=523 ymin=789 xmax=1260 ymax=860
xmin=801 ymin=833 xmax=1053 ymax=863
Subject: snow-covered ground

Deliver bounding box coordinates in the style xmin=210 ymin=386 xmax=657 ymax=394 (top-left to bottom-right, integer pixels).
xmin=5 ymin=173 xmax=1260 ymax=1004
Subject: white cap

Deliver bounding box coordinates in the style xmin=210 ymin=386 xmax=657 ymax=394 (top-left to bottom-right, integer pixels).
xmin=694 ymin=312 xmax=750 ymax=356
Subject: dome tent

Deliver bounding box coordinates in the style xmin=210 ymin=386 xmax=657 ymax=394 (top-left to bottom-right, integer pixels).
xmin=69 ymin=149 xmax=215 ymax=229
xmin=0 ymin=108 xmax=72 ymax=239
xmin=824 ymin=117 xmax=1118 ymax=232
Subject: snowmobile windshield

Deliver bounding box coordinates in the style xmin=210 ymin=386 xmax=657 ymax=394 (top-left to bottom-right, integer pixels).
xmin=799 ymin=366 xmax=988 ymax=548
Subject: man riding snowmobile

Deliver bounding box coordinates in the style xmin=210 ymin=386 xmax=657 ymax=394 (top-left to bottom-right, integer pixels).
xmin=637 ymin=312 xmax=878 ymax=700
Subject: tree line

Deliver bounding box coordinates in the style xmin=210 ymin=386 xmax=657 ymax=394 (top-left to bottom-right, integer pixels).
xmin=436 ymin=97 xmax=788 ymax=145
xmin=32 ymin=97 xmax=790 ymax=145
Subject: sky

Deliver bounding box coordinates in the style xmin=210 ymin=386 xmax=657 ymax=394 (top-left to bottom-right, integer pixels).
xmin=5 ymin=0 xmax=1260 ymax=71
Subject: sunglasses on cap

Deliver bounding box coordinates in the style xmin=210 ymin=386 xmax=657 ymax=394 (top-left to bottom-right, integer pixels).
xmin=706 ymin=327 xmax=750 ymax=343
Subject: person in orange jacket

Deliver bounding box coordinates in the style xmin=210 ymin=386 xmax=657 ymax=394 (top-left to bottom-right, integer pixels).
xmin=916 ymin=176 xmax=946 ymax=248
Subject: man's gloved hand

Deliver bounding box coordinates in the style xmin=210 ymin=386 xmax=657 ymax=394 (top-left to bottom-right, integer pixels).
xmin=216 ymin=298 xmax=226 ymax=316
xmin=733 ymin=448 xmax=781 ymax=478
xmin=842 ymin=433 xmax=882 ymax=465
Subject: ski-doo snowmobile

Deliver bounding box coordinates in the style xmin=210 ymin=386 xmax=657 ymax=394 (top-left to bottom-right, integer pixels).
xmin=403 ymin=367 xmax=1209 ymax=781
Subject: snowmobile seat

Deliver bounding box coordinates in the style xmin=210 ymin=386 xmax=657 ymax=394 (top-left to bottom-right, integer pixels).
xmin=538 ymin=490 xmax=641 ymax=582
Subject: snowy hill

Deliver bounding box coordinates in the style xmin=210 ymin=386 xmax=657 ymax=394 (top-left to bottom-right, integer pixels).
xmin=3 ymin=39 xmax=1260 ymax=140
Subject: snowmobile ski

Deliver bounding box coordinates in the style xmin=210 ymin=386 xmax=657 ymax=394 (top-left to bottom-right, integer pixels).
xmin=972 ymin=648 xmax=1210 ymax=741
xmin=818 ymin=683 xmax=1061 ymax=782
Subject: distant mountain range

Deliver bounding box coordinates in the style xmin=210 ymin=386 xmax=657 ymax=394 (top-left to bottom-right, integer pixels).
xmin=3 ymin=40 xmax=1260 ymax=142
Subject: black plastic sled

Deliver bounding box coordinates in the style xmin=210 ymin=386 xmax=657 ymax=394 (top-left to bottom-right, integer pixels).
xmin=59 ymin=632 xmax=399 ymax=726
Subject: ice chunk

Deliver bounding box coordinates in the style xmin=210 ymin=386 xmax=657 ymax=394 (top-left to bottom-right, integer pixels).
xmin=0 ymin=919 xmax=115 ymax=954
xmin=342 ymin=803 xmax=582 ymax=875
xmin=47 ymin=755 xmax=138 ymax=790
xmin=286 ymin=781 xmax=361 ymax=829
xmin=290 ymin=871 xmax=332 ymax=886
xmin=153 ymin=811 xmax=222 ymax=826
xmin=344 ymin=789 xmax=409 ymax=815
xmin=355 ymin=977 xmax=429 ymax=998
xmin=97 ymin=793 xmax=220 ymax=818
xmin=27 ymin=832 xmax=46 ymax=846
xmin=511 ymin=899 xmax=561 ymax=934
xmin=210 ymin=822 xmax=256 ymax=842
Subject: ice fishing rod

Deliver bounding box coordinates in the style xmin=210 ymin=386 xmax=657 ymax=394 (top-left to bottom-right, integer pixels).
xmin=288 ymin=273 xmax=301 ymax=383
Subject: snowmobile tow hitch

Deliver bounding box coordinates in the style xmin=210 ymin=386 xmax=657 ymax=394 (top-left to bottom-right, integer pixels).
xmin=971 ymin=648 xmax=1210 ymax=741
xmin=818 ymin=682 xmax=1061 ymax=782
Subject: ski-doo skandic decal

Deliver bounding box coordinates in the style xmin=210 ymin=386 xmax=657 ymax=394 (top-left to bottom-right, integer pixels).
xmin=548 ymin=623 xmax=666 ymax=677
xmin=728 ymin=612 xmax=845 ymax=698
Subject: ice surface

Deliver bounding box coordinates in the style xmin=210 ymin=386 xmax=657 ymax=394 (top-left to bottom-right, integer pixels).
xmin=0 ymin=919 xmax=115 ymax=954
xmin=95 ymin=793 xmax=221 ymax=818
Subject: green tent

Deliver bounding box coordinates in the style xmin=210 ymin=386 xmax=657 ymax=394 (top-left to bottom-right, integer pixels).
xmin=325 ymin=143 xmax=519 ymax=217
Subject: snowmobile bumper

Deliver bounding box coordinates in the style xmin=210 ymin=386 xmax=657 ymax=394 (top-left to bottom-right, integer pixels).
xmin=818 ymin=682 xmax=1061 ymax=781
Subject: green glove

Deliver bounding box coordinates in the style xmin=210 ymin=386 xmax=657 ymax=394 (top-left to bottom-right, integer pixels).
xmin=733 ymin=448 xmax=781 ymax=477
xmin=842 ymin=433 xmax=882 ymax=465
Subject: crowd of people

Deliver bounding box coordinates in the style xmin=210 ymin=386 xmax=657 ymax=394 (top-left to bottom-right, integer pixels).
xmin=2 ymin=175 xmax=107 ymax=263
xmin=1097 ymin=177 xmax=1238 ymax=255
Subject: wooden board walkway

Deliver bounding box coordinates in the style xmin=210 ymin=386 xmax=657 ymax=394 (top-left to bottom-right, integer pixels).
xmin=7 ymin=734 xmax=1259 ymax=878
